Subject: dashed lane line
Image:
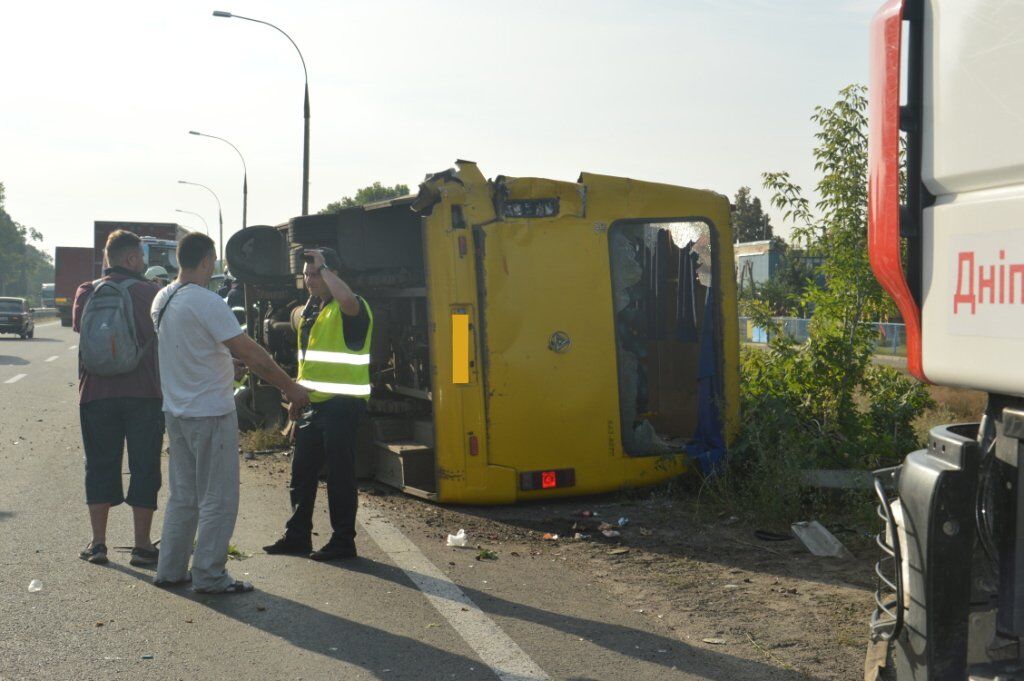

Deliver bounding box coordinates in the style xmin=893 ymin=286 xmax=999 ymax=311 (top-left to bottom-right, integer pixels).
xmin=69 ymin=345 xmax=77 ymax=350
xmin=4 ymin=374 xmax=26 ymax=384
xmin=45 ymin=356 xmax=59 ymax=362
xmin=360 ymin=513 xmax=550 ymax=681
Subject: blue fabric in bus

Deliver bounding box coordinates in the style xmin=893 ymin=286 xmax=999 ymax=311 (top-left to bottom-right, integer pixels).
xmin=686 ymin=286 xmax=726 ymax=476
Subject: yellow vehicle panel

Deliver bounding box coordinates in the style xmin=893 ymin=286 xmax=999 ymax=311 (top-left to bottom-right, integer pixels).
xmin=418 ymin=161 xmax=739 ymax=504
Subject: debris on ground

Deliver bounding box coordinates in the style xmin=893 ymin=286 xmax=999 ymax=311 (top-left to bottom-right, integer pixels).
xmin=476 ymin=548 xmax=498 ymax=561
xmin=617 ymin=517 xmax=629 ymax=527
xmin=542 ymin=533 xmax=559 ymax=541
xmin=791 ymin=521 xmax=853 ymax=559
xmin=446 ymin=529 xmax=468 ymax=547
xmin=27 ymin=579 xmax=42 ymax=593
xmin=601 ymin=529 xmax=621 ymax=538
xmin=702 ymin=638 xmax=727 ymax=645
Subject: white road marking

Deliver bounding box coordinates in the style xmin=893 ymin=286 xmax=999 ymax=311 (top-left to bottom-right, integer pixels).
xmin=35 ymin=322 xmax=59 ymax=328
xmin=4 ymin=374 xmax=26 ymax=384
xmin=69 ymin=345 xmax=78 ymax=350
xmin=360 ymin=513 xmax=549 ymax=681
xmin=45 ymin=356 xmax=58 ymax=362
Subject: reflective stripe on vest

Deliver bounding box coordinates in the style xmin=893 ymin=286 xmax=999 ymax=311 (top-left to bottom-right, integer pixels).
xmin=296 ymin=379 xmax=372 ymax=396
xmin=296 ymin=297 xmax=373 ymax=403
xmin=302 ymin=349 xmax=371 ymax=365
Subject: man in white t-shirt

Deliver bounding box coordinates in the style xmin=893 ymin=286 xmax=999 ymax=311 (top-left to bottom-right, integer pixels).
xmin=150 ymin=233 xmax=309 ymax=594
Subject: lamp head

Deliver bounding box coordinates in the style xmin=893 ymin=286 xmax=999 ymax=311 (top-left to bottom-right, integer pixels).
xmin=213 ymin=10 xmax=232 ymax=18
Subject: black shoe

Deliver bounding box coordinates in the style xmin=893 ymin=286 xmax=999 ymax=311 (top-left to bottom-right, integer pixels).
xmin=310 ymin=541 xmax=357 ymax=562
xmin=263 ymin=535 xmax=312 ymax=555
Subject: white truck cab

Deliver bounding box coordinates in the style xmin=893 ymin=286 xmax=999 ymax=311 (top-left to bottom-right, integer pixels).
xmin=868 ymin=2 xmax=1024 ymax=679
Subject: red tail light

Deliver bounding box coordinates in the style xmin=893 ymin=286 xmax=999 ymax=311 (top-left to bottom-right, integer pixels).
xmin=868 ymin=0 xmax=927 ymax=381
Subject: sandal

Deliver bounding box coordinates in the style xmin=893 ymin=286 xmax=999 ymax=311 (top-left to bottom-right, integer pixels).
xmin=130 ymin=545 xmax=160 ymax=567
xmin=197 ymin=580 xmax=254 ymax=595
xmin=79 ymin=543 xmax=109 ymax=565
xmin=153 ymin=573 xmax=192 ymax=588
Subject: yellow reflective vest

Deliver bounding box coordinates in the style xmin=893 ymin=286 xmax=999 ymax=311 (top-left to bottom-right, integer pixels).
xmin=296 ymin=297 xmax=373 ymax=403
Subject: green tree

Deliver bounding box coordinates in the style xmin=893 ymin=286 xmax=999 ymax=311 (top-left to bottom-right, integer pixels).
xmin=731 ymin=186 xmax=773 ymax=242
xmin=719 ymin=85 xmax=932 ymax=524
xmin=319 ymin=182 xmax=411 ymax=214
xmin=0 ymin=182 xmax=51 ymax=302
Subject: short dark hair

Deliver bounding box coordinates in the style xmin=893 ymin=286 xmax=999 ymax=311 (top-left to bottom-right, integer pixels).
xmin=177 ymin=232 xmax=216 ymax=269
xmin=105 ymin=230 xmax=142 ymax=263
xmin=303 ymin=247 xmax=342 ymax=272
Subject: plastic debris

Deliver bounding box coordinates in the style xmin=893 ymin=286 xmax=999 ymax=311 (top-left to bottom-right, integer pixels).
xmin=702 ymin=638 xmax=726 ymax=645
xmin=446 ymin=529 xmax=468 ymax=547
xmin=542 ymin=533 xmax=559 ymax=541
xmin=141 ymin=654 xmax=155 ymax=660
xmin=609 ymin=547 xmax=630 ymax=555
xmin=27 ymin=579 xmax=42 ymax=593
xmin=579 ymin=510 xmax=598 ymax=518
xmin=617 ymin=517 xmax=629 ymax=527
xmin=598 ymin=522 xmax=614 ymax=531
xmin=601 ymin=529 xmax=621 ymax=538
xmin=573 ymin=533 xmax=590 ymax=540
xmin=791 ymin=520 xmax=853 ymax=559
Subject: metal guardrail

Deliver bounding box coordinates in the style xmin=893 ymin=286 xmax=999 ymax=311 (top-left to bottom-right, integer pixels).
xmin=738 ymin=316 xmax=908 ymax=356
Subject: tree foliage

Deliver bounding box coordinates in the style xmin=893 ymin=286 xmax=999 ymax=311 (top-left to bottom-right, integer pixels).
xmin=319 ymin=182 xmax=411 ymax=214
xmin=719 ymin=85 xmax=932 ymax=525
xmin=731 ymin=186 xmax=773 ymax=242
xmin=0 ymin=183 xmax=52 ymax=303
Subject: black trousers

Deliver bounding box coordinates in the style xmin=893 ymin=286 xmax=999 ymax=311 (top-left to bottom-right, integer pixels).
xmin=285 ymin=396 xmax=364 ymax=543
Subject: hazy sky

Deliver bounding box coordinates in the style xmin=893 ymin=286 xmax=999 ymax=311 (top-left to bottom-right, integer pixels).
xmin=0 ymin=0 xmax=879 ymax=259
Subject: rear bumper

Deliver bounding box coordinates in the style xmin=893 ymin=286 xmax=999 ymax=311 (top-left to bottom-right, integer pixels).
xmin=0 ymin=324 xmax=28 ymax=334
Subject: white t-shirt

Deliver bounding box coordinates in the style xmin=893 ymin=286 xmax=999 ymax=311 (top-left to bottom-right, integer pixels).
xmin=151 ymin=282 xmax=243 ymax=418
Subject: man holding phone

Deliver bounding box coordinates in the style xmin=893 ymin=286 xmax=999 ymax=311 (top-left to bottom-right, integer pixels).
xmin=264 ymin=248 xmax=373 ymax=561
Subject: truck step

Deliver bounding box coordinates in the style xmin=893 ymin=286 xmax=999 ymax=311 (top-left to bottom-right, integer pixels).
xmin=374 ymin=441 xmax=436 ymax=497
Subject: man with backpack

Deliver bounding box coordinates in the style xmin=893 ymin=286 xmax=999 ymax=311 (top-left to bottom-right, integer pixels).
xmin=72 ymin=230 xmax=163 ymax=567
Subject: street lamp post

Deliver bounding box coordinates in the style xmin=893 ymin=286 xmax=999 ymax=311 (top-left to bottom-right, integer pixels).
xmin=189 ymin=130 xmax=247 ymax=229
xmin=178 ymin=180 xmax=224 ymax=271
xmin=175 ymin=209 xmax=210 ymax=235
xmin=213 ymin=10 xmax=310 ymax=216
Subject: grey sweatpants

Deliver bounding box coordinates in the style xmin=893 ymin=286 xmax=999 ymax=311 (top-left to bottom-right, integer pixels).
xmin=156 ymin=411 xmax=240 ymax=592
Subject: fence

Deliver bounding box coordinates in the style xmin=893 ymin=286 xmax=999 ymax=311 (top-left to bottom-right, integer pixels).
xmin=738 ymin=317 xmax=907 ymax=356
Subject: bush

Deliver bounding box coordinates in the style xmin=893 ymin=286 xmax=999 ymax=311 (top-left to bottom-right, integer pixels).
xmin=710 ymin=85 xmax=935 ymax=526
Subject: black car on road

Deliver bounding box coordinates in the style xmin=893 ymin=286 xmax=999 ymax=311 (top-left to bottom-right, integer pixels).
xmin=0 ymin=298 xmax=35 ymax=339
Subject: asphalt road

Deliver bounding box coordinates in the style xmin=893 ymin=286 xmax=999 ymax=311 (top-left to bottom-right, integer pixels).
xmin=0 ymin=323 xmax=788 ymax=681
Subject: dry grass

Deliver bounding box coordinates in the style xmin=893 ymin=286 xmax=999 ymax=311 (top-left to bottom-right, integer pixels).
xmin=239 ymin=427 xmax=290 ymax=453
xmin=914 ymin=385 xmax=986 ymax=443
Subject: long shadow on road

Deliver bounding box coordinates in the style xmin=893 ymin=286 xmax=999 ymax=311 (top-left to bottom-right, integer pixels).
xmin=336 ymin=558 xmax=822 ymax=681
xmin=107 ymin=562 xmax=494 ymax=679
xmin=0 ymin=356 xmax=28 ymax=365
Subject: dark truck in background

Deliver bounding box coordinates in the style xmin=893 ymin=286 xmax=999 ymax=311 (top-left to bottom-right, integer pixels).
xmin=53 ymin=221 xmax=185 ymax=327
xmin=54 ymin=247 xmax=92 ymax=327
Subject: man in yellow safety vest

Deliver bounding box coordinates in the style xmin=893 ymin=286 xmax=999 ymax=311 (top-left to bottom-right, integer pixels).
xmin=263 ymin=247 xmax=372 ymax=561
